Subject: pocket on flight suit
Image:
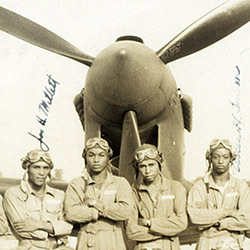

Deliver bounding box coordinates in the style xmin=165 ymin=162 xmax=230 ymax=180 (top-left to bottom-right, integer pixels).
xmin=159 ymin=194 xmax=175 ymax=214
xmin=25 ymin=202 xmax=41 ymax=220
xmin=46 ymin=199 xmax=61 ymax=220
xmin=102 ymin=190 xmax=117 ymax=203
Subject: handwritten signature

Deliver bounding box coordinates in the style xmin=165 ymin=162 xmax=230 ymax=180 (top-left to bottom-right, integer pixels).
xmin=28 ymin=75 xmax=60 ymax=151
xmin=231 ymin=66 xmax=241 ymax=172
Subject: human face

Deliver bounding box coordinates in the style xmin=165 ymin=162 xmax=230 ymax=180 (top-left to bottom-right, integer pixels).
xmin=86 ymin=147 xmax=109 ymax=174
xmin=211 ymin=148 xmax=231 ymax=175
xmin=138 ymin=159 xmax=160 ymax=184
xmin=28 ymin=161 xmax=51 ymax=187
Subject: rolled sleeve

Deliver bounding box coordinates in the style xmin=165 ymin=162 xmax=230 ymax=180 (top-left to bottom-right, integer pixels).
xmin=45 ymin=190 xmax=73 ymax=237
xmin=48 ymin=219 xmax=73 ymax=236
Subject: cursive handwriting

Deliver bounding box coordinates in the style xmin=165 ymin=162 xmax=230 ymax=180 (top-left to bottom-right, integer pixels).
xmin=28 ymin=75 xmax=60 ymax=151
xmin=231 ymin=66 xmax=241 ymax=172
xmin=28 ymin=129 xmax=49 ymax=152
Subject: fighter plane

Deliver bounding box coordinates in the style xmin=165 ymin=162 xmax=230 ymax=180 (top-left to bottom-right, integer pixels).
xmin=0 ymin=0 xmax=250 ymax=245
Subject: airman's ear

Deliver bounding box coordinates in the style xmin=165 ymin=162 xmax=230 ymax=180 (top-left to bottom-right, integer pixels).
xmin=231 ymin=151 xmax=237 ymax=162
xmin=108 ymin=148 xmax=113 ymax=158
xmin=130 ymin=157 xmax=138 ymax=171
xmin=21 ymin=158 xmax=29 ymax=170
xmin=158 ymin=152 xmax=164 ymax=163
xmin=82 ymin=149 xmax=86 ymax=159
xmin=205 ymin=149 xmax=211 ymax=162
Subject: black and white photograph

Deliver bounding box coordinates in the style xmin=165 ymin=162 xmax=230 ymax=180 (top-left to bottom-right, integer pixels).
xmin=0 ymin=0 xmax=250 ymax=249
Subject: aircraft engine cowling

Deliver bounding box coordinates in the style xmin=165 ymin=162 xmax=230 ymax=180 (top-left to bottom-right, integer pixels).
xmin=84 ymin=41 xmax=178 ymax=125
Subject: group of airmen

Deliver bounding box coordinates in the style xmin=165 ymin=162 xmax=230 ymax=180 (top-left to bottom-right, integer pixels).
xmin=0 ymin=137 xmax=250 ymax=250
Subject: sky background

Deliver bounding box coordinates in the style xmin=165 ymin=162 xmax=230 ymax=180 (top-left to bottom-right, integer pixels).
xmin=1 ymin=0 xmax=250 ymax=182
xmin=0 ymin=0 xmax=250 ymax=249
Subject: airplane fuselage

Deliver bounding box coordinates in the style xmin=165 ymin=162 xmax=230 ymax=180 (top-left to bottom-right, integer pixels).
xmin=84 ymin=40 xmax=185 ymax=183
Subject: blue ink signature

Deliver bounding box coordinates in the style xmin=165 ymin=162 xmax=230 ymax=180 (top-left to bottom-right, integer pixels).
xmin=28 ymin=75 xmax=60 ymax=151
xmin=231 ymin=66 xmax=241 ymax=172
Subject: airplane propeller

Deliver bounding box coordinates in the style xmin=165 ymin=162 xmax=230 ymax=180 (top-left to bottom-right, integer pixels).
xmin=157 ymin=0 xmax=250 ymax=64
xmin=1 ymin=1 xmax=249 ymax=66
xmin=0 ymin=6 xmax=94 ymax=66
xmin=0 ymin=1 xmax=250 ymax=185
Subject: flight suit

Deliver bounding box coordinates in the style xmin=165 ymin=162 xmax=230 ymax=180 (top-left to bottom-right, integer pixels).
xmin=126 ymin=174 xmax=188 ymax=250
xmin=0 ymin=194 xmax=9 ymax=235
xmin=187 ymin=173 xmax=250 ymax=250
xmin=64 ymin=170 xmax=134 ymax=250
xmin=3 ymin=180 xmax=73 ymax=250
xmin=0 ymin=194 xmax=18 ymax=249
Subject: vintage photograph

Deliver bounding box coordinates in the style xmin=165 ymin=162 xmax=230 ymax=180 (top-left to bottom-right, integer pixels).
xmin=0 ymin=0 xmax=250 ymax=249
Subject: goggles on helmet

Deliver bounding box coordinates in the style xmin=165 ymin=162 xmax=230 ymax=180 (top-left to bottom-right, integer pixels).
xmin=21 ymin=150 xmax=53 ymax=169
xmin=134 ymin=148 xmax=159 ymax=163
xmin=209 ymin=139 xmax=232 ymax=152
xmin=26 ymin=151 xmax=52 ymax=164
xmin=86 ymin=137 xmax=110 ymax=151
xmin=83 ymin=137 xmax=113 ymax=159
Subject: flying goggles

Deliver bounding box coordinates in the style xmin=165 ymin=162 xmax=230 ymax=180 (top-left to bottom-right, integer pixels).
xmin=134 ymin=147 xmax=160 ymax=163
xmin=83 ymin=137 xmax=113 ymax=158
xmin=25 ymin=150 xmax=52 ymax=164
xmin=209 ymin=139 xmax=232 ymax=152
xmin=21 ymin=150 xmax=53 ymax=170
xmin=86 ymin=137 xmax=110 ymax=151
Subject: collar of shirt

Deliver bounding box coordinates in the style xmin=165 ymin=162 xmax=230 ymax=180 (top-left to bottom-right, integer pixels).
xmin=81 ymin=168 xmax=114 ymax=186
xmin=135 ymin=173 xmax=171 ymax=193
xmin=203 ymin=172 xmax=237 ymax=191
xmin=20 ymin=180 xmax=55 ymax=199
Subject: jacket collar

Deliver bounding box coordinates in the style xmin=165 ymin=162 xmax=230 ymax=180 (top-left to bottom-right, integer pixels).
xmin=204 ymin=172 xmax=237 ymax=189
xmin=81 ymin=167 xmax=114 ymax=185
xmin=135 ymin=173 xmax=171 ymax=192
xmin=20 ymin=180 xmax=55 ymax=198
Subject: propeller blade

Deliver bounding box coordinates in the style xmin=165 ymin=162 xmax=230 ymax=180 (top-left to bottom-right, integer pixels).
xmin=0 ymin=6 xmax=94 ymax=66
xmin=119 ymin=111 xmax=141 ymax=185
xmin=157 ymin=0 xmax=250 ymax=64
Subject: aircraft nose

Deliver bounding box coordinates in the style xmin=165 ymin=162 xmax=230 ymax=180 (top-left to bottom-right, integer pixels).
xmin=118 ymin=48 xmax=126 ymax=57
xmin=85 ymin=41 xmax=173 ymax=124
xmin=87 ymin=41 xmax=164 ymax=106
